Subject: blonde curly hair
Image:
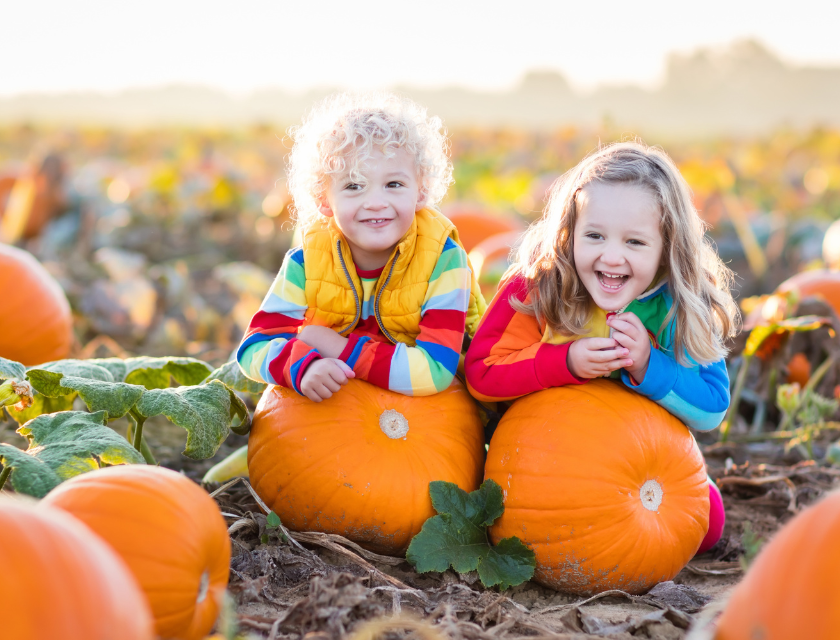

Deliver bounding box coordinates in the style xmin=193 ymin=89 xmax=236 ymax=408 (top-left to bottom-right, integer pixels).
xmin=287 ymin=92 xmax=453 ymax=231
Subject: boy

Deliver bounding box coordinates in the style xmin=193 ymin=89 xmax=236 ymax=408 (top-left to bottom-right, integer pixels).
xmin=237 ymin=93 xmax=486 ymax=401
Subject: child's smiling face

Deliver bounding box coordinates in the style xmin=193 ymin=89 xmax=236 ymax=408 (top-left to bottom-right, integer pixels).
xmin=319 ymin=147 xmax=424 ymax=271
xmin=572 ymin=182 xmax=664 ymax=312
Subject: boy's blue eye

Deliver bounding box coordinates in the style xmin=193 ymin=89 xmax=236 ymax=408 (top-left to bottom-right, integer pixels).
xmin=387 ymin=181 xmax=404 ymax=188
xmin=344 ymin=183 xmax=362 ymax=191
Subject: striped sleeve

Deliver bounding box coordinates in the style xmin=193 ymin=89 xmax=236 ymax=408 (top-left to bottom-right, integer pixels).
xmin=464 ymin=274 xmax=586 ymax=402
xmin=338 ymin=237 xmax=470 ymax=396
xmin=235 ymin=247 xmax=321 ymax=393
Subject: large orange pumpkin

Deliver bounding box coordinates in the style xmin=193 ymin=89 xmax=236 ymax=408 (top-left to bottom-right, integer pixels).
xmin=715 ymin=490 xmax=840 ymax=639
xmin=41 ymin=465 xmax=230 ymax=640
xmin=485 ymin=379 xmax=709 ymax=595
xmin=1 ymin=497 xmax=154 ymax=640
xmin=248 ymin=378 xmax=485 ymax=555
xmin=775 ymin=269 xmax=840 ymax=317
xmin=0 ymin=243 xmax=74 ymax=365
xmin=442 ymin=206 xmax=524 ymax=253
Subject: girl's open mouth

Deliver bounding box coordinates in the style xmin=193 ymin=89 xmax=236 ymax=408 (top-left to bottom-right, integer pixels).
xmin=597 ymin=272 xmax=628 ymax=290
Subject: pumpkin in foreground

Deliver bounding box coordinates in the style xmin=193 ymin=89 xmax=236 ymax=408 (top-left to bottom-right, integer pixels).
xmin=41 ymin=465 xmax=230 ymax=640
xmin=714 ymin=490 xmax=840 ymax=640
xmin=485 ymin=379 xmax=709 ymax=595
xmin=248 ymin=378 xmax=485 ymax=555
xmin=0 ymin=243 xmax=74 ymax=366
xmin=0 ymin=497 xmax=154 ymax=640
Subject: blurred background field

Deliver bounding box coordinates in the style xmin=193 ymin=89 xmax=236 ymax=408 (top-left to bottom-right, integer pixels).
xmin=2 ymin=121 xmax=839 ymax=364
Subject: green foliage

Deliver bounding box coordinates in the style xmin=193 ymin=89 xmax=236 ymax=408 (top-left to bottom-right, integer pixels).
xmin=0 ymin=354 xmax=253 ymax=496
xmin=776 ymin=382 xmax=840 ymax=458
xmin=0 ymin=411 xmax=144 ymax=497
xmin=406 ymin=480 xmax=535 ymax=590
xmin=205 ymin=360 xmax=267 ymax=395
xmin=739 ymin=521 xmax=765 ymax=571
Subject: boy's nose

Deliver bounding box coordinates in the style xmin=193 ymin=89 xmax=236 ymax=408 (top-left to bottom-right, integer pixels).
xmin=363 ymin=192 xmax=388 ymax=210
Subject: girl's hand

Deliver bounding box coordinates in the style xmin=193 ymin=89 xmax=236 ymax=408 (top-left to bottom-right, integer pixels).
xmin=298 ymin=325 xmax=349 ymax=359
xmin=567 ymin=337 xmax=631 ymax=379
xmin=607 ymin=312 xmax=651 ymax=383
xmin=300 ymin=358 xmax=355 ymax=402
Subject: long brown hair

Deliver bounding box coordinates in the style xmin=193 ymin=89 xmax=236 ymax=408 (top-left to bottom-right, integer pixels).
xmin=509 ymin=141 xmax=739 ymax=365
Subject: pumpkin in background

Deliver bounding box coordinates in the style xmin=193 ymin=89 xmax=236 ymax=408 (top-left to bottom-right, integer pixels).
xmin=442 ymin=205 xmax=524 ymax=253
xmin=469 ymin=230 xmax=522 ymax=299
xmin=0 ymin=243 xmax=74 ymax=366
xmin=775 ymin=269 xmax=840 ymax=318
xmin=0 ymin=497 xmax=154 ymax=640
xmin=485 ymin=379 xmax=709 ymax=595
xmin=248 ymin=378 xmax=485 ymax=555
xmin=715 ymin=490 xmax=840 ymax=639
xmin=41 ymin=465 xmax=230 ymax=640
xmin=786 ymin=352 xmax=811 ymax=386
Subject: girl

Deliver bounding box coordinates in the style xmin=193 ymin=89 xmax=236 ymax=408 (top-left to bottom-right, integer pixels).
xmin=464 ymin=141 xmax=738 ymax=553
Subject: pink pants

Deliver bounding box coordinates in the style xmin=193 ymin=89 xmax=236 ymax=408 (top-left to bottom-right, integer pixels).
xmin=696 ymin=478 xmax=725 ymax=555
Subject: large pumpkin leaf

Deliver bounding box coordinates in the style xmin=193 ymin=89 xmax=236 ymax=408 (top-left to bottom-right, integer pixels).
xmin=123 ymin=356 xmax=213 ymax=389
xmin=0 ymin=444 xmax=62 ymax=497
xmin=2 ymin=411 xmax=144 ymax=497
xmin=406 ymin=480 xmax=535 ymax=590
xmin=0 ymin=357 xmax=26 ymax=381
xmin=26 ymin=367 xmax=144 ymax=420
xmin=87 ymin=357 xmax=129 ymax=382
xmin=5 ymin=393 xmax=75 ymax=425
xmin=135 ymin=380 xmax=231 ymax=459
xmin=205 ymin=360 xmax=267 ymax=395
xmin=30 ymin=360 xmax=116 ymax=387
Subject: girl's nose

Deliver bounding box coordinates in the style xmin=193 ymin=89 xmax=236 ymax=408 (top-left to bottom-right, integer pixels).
xmin=600 ymin=244 xmax=626 ymax=266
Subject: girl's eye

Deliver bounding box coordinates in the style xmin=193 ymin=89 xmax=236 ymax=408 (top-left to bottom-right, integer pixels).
xmin=628 ymin=239 xmax=646 ymax=246
xmin=585 ymin=232 xmax=602 ymax=240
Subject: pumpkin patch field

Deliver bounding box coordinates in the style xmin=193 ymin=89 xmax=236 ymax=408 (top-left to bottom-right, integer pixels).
xmin=3 ymin=124 xmax=840 ymax=639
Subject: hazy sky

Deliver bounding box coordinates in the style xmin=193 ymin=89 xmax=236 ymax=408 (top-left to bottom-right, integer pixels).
xmin=4 ymin=0 xmax=840 ymax=96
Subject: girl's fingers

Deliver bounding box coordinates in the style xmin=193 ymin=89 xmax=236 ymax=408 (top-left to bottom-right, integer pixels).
xmin=585 ymin=338 xmax=619 ymax=351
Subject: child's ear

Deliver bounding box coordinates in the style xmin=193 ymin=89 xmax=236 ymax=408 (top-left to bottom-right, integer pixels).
xmin=415 ymin=190 xmax=427 ymax=212
xmin=318 ymin=195 xmax=334 ymax=218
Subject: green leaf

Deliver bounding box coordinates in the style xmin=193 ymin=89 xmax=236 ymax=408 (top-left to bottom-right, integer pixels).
xmin=267 ymin=511 xmax=282 ymax=528
xmin=478 ymin=537 xmax=538 ymax=590
xmin=60 ymin=377 xmax=146 ymax=419
xmin=406 ymin=479 xmax=535 ymax=589
xmin=0 ymin=357 xmax=26 ymax=381
xmin=135 ymin=380 xmax=231 ymax=459
xmin=744 ymin=315 xmax=830 ymax=357
xmin=205 ymin=360 xmax=267 ymax=395
xmin=0 ymin=444 xmax=62 ymax=497
xmin=123 ymin=356 xmax=213 ymax=390
xmin=227 ymin=388 xmax=252 ymax=436
xmin=25 ymin=366 xmax=146 ymax=420
xmin=87 ymin=357 xmax=129 ymax=382
xmin=4 ymin=411 xmax=144 ymax=497
xmin=5 ymin=392 xmax=75 ymax=425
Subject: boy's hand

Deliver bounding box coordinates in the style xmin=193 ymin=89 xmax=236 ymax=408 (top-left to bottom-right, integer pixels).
xmin=567 ymin=337 xmax=631 ymax=379
xmin=298 ymin=325 xmax=349 ymax=359
xmin=300 ymin=358 xmax=355 ymax=402
xmin=607 ymin=312 xmax=651 ymax=383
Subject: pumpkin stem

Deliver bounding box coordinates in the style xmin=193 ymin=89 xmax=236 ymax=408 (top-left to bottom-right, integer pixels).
xmin=0 ymin=465 xmax=10 ymax=492
xmin=0 ymin=378 xmax=33 ymax=411
xmin=379 ymin=409 xmax=409 ymax=439
xmin=127 ymin=410 xmax=157 ymax=465
xmin=639 ymin=479 xmax=663 ymax=511
xmin=196 ymin=569 xmax=210 ymax=604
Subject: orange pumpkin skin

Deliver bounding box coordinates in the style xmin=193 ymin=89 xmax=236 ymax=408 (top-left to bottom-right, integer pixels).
xmin=786 ymin=352 xmax=811 ymax=386
xmin=776 ymin=269 xmax=840 ymax=317
xmin=715 ymin=491 xmax=840 ymax=640
xmin=0 ymin=243 xmax=73 ymax=365
xmin=485 ymin=379 xmax=709 ymax=595
xmin=442 ymin=206 xmax=524 ymax=253
xmin=41 ymin=465 xmax=231 ymax=640
xmin=0 ymin=498 xmax=154 ymax=640
xmin=248 ymin=378 xmax=485 ymax=555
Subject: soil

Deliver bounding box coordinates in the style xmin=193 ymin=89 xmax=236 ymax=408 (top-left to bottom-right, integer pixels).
xmin=202 ymin=442 xmax=840 ymax=640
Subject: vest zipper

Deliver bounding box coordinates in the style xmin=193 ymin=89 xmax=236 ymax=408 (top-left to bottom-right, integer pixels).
xmin=374 ymin=250 xmax=400 ymax=344
xmin=336 ymin=239 xmax=361 ymax=336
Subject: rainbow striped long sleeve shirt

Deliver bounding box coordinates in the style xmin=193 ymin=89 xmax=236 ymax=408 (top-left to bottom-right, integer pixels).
xmin=236 ymin=239 xmax=471 ymax=396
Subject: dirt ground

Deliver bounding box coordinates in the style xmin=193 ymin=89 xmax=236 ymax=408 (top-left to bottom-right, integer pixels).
xmin=203 ymin=440 xmax=840 ymax=640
